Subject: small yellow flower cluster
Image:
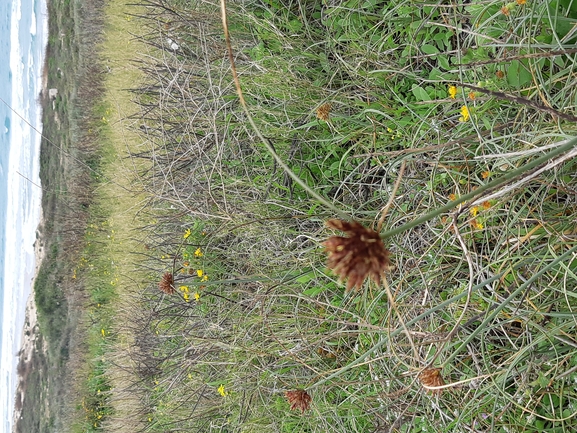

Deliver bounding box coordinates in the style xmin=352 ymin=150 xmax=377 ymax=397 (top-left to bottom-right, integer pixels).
xmin=217 ymin=384 xmax=229 ymax=397
xmin=449 ymin=85 xmax=479 ymax=101
xmin=447 ymin=86 xmax=475 ymax=121
xmin=459 ymin=106 xmax=470 ymax=122
xmin=180 ymin=285 xmax=201 ymax=303
xmin=196 ymin=269 xmax=209 ymax=282
xmin=182 ymin=246 xmax=205 ymax=275
xmin=183 ymin=228 xmax=192 ymax=239
xmin=469 ymin=201 xmax=493 ymax=230
xmin=387 ymin=127 xmax=402 ymax=140
xmin=180 ymin=285 xmax=190 ymax=302
xmin=502 ymin=0 xmax=527 ymax=15
xmin=472 ymin=220 xmax=484 ymax=230
xmin=448 ymin=193 xmax=493 ymax=231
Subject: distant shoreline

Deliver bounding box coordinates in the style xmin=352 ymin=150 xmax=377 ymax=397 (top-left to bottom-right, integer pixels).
xmin=11 ymin=210 xmax=45 ymax=430
xmin=4 ymin=0 xmax=49 ymax=431
xmin=11 ymin=0 xmax=110 ymax=431
xmin=11 ymin=12 xmax=49 ymax=421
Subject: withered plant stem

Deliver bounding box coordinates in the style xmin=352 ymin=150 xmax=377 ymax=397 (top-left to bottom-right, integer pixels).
xmin=219 ymin=0 xmax=350 ymax=221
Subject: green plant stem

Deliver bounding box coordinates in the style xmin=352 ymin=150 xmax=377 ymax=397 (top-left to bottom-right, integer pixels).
xmin=379 ymin=137 xmax=577 ymax=240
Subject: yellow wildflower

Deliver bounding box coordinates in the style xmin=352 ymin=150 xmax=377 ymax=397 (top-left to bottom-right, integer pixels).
xmin=470 ymin=207 xmax=479 ymax=217
xmin=197 ymin=269 xmax=204 ymax=277
xmin=183 ymin=292 xmax=190 ymax=303
xmin=217 ymin=384 xmax=229 ymax=397
xmin=516 ymin=0 xmax=526 ymax=4
xmin=179 ymin=285 xmax=189 ymax=293
xmin=183 ymin=228 xmax=191 ymax=239
xmin=101 ymin=329 xmax=106 ymax=337
xmin=194 ymin=292 xmax=200 ymax=302
xmin=194 ymin=247 xmax=203 ymax=257
xmin=448 ymin=85 xmax=457 ymax=99
xmin=459 ymin=106 xmax=470 ymax=122
xmin=482 ymin=171 xmax=491 ymax=179
xmin=201 ymin=274 xmax=209 ymax=282
xmin=474 ymin=220 xmax=484 ymax=230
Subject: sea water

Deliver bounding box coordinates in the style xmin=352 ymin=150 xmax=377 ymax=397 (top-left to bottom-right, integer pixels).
xmin=0 ymin=0 xmax=47 ymax=431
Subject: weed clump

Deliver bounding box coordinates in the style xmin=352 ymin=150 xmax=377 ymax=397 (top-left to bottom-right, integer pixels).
xmin=419 ymin=367 xmax=445 ymax=395
xmin=285 ymin=389 xmax=312 ymax=413
xmin=158 ymin=272 xmax=175 ymax=295
xmin=323 ymin=219 xmax=391 ymax=292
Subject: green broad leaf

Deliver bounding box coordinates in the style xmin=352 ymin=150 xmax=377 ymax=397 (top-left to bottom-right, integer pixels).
xmin=507 ymin=60 xmax=532 ymax=88
xmin=411 ymin=85 xmax=431 ymax=101
xmin=421 ymin=44 xmax=439 ymax=55
xmin=303 ymin=286 xmax=325 ymax=296
xmin=537 ymin=373 xmax=550 ymax=388
xmin=438 ymin=55 xmax=450 ymax=70
xmin=296 ymin=272 xmax=315 ymax=284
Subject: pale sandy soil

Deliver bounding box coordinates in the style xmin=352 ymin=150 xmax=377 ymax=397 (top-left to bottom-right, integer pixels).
xmin=11 ymin=211 xmax=45 ymax=432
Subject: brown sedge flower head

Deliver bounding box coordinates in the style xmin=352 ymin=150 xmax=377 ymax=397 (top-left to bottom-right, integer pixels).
xmin=322 ymin=219 xmax=391 ymax=292
xmin=419 ymin=367 xmax=445 ymax=395
xmin=285 ymin=389 xmax=312 ymax=413
xmin=316 ymin=103 xmax=332 ymax=121
xmin=159 ymin=272 xmax=175 ymax=294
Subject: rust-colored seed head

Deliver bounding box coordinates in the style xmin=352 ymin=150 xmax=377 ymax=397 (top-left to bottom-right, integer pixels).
xmin=159 ymin=272 xmax=175 ymax=294
xmin=322 ymin=219 xmax=391 ymax=292
xmin=419 ymin=367 xmax=445 ymax=395
xmin=285 ymin=389 xmax=312 ymax=413
xmin=316 ymin=103 xmax=332 ymax=121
